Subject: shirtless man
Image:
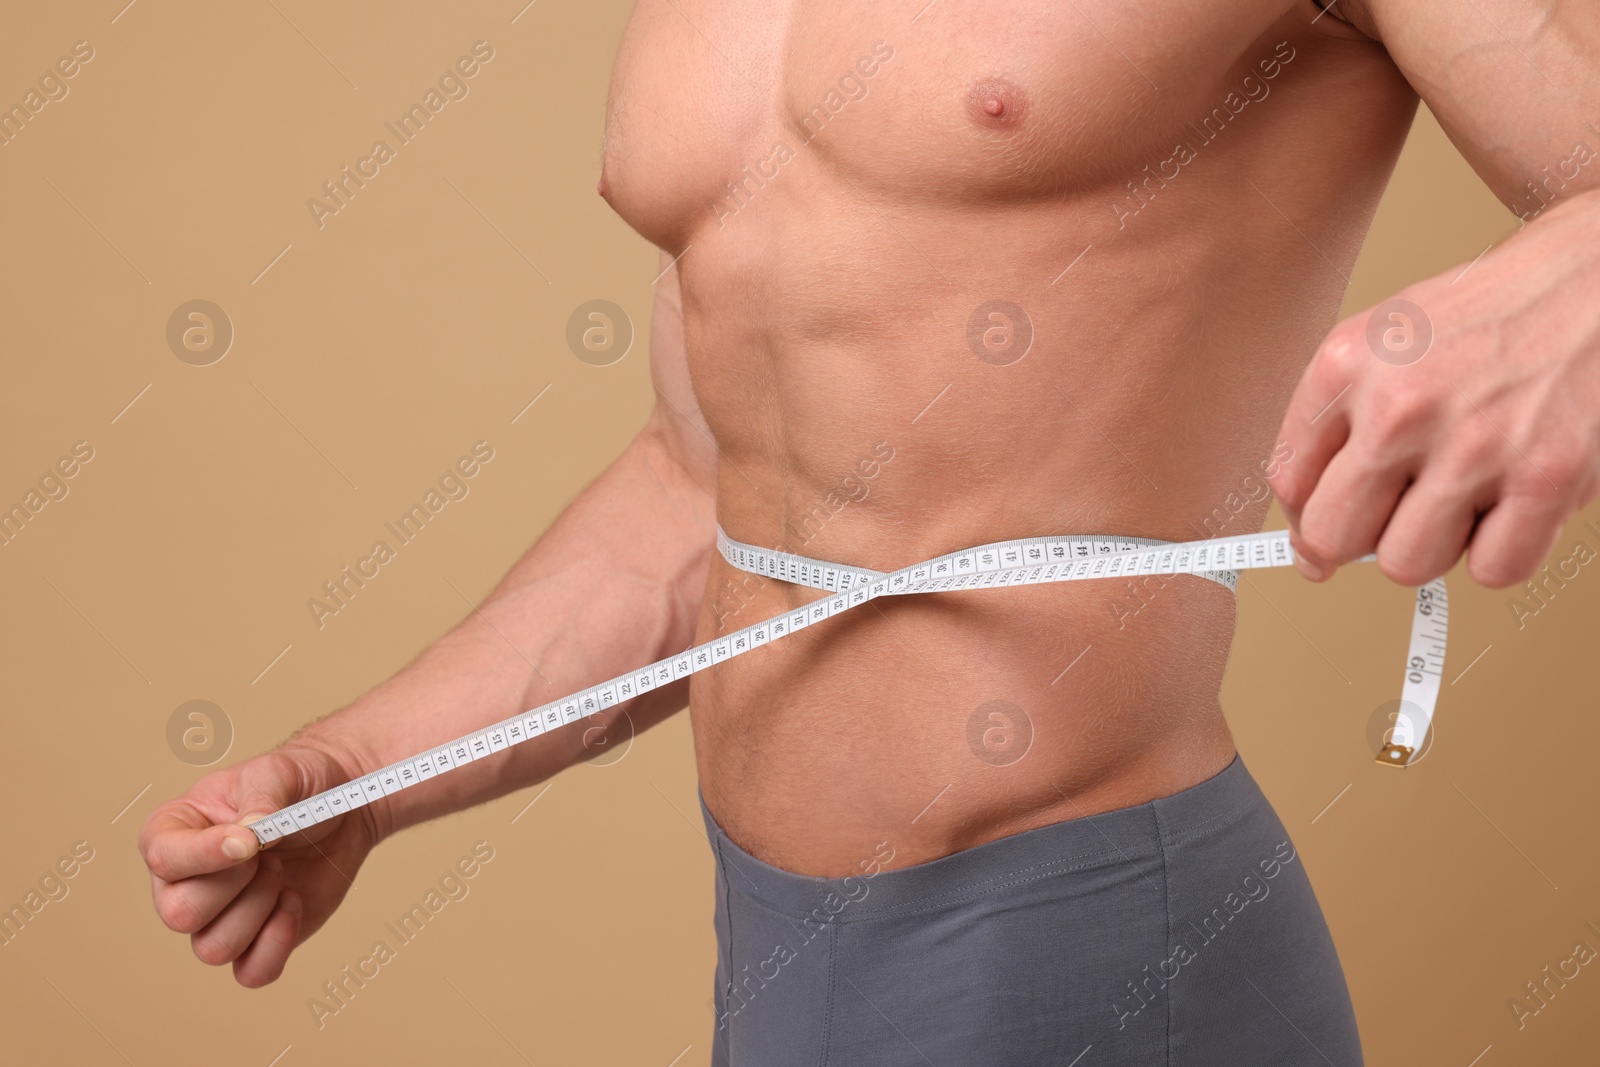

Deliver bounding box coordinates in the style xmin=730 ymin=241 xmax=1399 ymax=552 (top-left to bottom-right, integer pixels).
xmin=140 ymin=1 xmax=1600 ymax=1062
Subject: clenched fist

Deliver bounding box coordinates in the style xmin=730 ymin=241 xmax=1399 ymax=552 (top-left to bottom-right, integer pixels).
xmin=1273 ymin=191 xmax=1600 ymax=588
xmin=139 ymin=744 xmax=377 ymax=987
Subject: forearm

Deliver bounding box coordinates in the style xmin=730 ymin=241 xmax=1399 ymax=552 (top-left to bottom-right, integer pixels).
xmin=289 ymin=418 xmax=717 ymax=841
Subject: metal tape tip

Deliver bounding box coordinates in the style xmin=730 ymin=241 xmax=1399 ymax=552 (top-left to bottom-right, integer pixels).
xmin=1376 ymin=742 xmax=1414 ymax=768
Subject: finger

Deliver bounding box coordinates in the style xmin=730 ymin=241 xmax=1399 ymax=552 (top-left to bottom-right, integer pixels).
xmin=1271 ymin=335 xmax=1358 ymax=526
xmin=141 ymin=807 xmax=260 ymax=881
xmin=191 ymin=853 xmax=284 ymax=965
xmin=151 ymin=858 xmax=258 ymax=934
xmin=233 ymin=890 xmax=303 ymax=989
xmin=1467 ymin=493 xmax=1569 ymax=588
xmin=1374 ymin=476 xmax=1484 ymax=586
xmin=1292 ymin=444 xmax=1412 ymax=581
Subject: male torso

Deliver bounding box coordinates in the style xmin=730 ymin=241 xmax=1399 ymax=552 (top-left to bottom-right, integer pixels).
xmin=599 ymin=0 xmax=1416 ymax=875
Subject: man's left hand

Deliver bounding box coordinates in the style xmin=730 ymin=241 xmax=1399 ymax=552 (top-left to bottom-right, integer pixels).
xmin=1270 ymin=189 xmax=1600 ymax=589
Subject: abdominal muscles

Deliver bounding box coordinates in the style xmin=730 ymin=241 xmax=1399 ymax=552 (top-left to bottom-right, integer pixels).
xmin=599 ymin=0 xmax=1415 ymax=875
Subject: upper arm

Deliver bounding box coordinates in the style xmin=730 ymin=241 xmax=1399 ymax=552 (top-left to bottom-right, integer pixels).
xmin=640 ymin=248 xmax=719 ymax=495
xmin=1353 ymin=0 xmax=1599 ymax=217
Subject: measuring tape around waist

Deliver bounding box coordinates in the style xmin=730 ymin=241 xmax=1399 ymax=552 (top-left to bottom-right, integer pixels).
xmin=249 ymin=527 xmax=1448 ymax=845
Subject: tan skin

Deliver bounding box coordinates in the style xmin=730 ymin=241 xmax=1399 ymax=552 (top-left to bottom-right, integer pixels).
xmin=141 ymin=0 xmax=1600 ymax=987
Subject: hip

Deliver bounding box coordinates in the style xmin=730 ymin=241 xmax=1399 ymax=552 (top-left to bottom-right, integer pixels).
xmin=690 ymin=564 xmax=1241 ymax=877
xmin=701 ymin=754 xmax=1363 ymax=1066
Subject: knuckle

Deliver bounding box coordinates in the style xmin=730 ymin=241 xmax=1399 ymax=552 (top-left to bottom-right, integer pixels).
xmin=157 ymin=891 xmax=206 ymax=935
xmin=145 ymin=845 xmax=179 ymax=883
xmin=1440 ymin=430 xmax=1500 ymax=480
xmin=1296 ymin=524 xmax=1343 ymax=564
xmin=1468 ymin=551 xmax=1527 ymax=589
xmin=136 ymin=828 xmax=157 ymax=868
xmin=1297 ymin=502 xmax=1378 ymax=565
xmin=1271 ymin=471 xmax=1307 ymax=511
xmin=1378 ymin=549 xmax=1435 ymax=587
xmin=235 ymin=943 xmax=289 ymax=988
xmin=1527 ymin=448 xmax=1584 ymax=499
xmin=1503 ymin=476 xmax=1569 ymax=523
xmin=191 ymin=930 xmax=235 ymax=967
xmin=1314 ymin=328 xmax=1361 ymax=377
xmin=1365 ymin=390 xmax=1433 ymax=449
xmin=235 ymin=963 xmax=272 ymax=989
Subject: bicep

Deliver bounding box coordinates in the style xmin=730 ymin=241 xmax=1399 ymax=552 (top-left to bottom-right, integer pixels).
xmin=1362 ymin=0 xmax=1599 ymax=214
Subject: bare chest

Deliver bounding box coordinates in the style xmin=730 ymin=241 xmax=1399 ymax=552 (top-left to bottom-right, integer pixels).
xmin=600 ymin=0 xmax=1306 ymax=246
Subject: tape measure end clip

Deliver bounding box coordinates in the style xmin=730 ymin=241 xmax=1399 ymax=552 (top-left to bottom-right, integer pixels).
xmin=1375 ymin=742 xmax=1414 ymax=768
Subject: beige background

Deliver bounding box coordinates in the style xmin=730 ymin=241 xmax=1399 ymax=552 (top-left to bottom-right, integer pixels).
xmin=0 ymin=2 xmax=1596 ymax=1065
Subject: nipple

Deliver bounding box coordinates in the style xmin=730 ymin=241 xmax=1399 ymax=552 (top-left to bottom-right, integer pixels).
xmin=966 ymin=77 xmax=1027 ymax=130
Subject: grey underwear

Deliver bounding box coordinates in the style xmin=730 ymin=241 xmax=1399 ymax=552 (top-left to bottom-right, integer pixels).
xmin=700 ymin=755 xmax=1362 ymax=1066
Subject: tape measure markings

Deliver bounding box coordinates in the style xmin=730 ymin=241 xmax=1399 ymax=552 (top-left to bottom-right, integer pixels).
xmin=250 ymin=527 xmax=1445 ymax=844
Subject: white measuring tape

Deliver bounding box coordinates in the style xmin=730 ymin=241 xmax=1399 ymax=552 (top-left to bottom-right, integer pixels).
xmin=249 ymin=527 xmax=1447 ymax=845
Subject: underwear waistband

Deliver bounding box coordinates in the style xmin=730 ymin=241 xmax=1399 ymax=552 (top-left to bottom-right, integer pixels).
xmin=698 ymin=754 xmax=1263 ymax=923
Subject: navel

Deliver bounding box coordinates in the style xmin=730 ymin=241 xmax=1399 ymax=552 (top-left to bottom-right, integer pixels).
xmin=966 ymin=76 xmax=1028 ymax=130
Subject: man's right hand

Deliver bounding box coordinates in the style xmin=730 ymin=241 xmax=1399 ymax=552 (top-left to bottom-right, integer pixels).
xmin=138 ymin=744 xmax=378 ymax=987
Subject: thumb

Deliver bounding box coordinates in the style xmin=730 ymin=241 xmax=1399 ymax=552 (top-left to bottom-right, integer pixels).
xmin=237 ymin=809 xmax=280 ymax=835
xmin=231 ymin=751 xmax=318 ymax=841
